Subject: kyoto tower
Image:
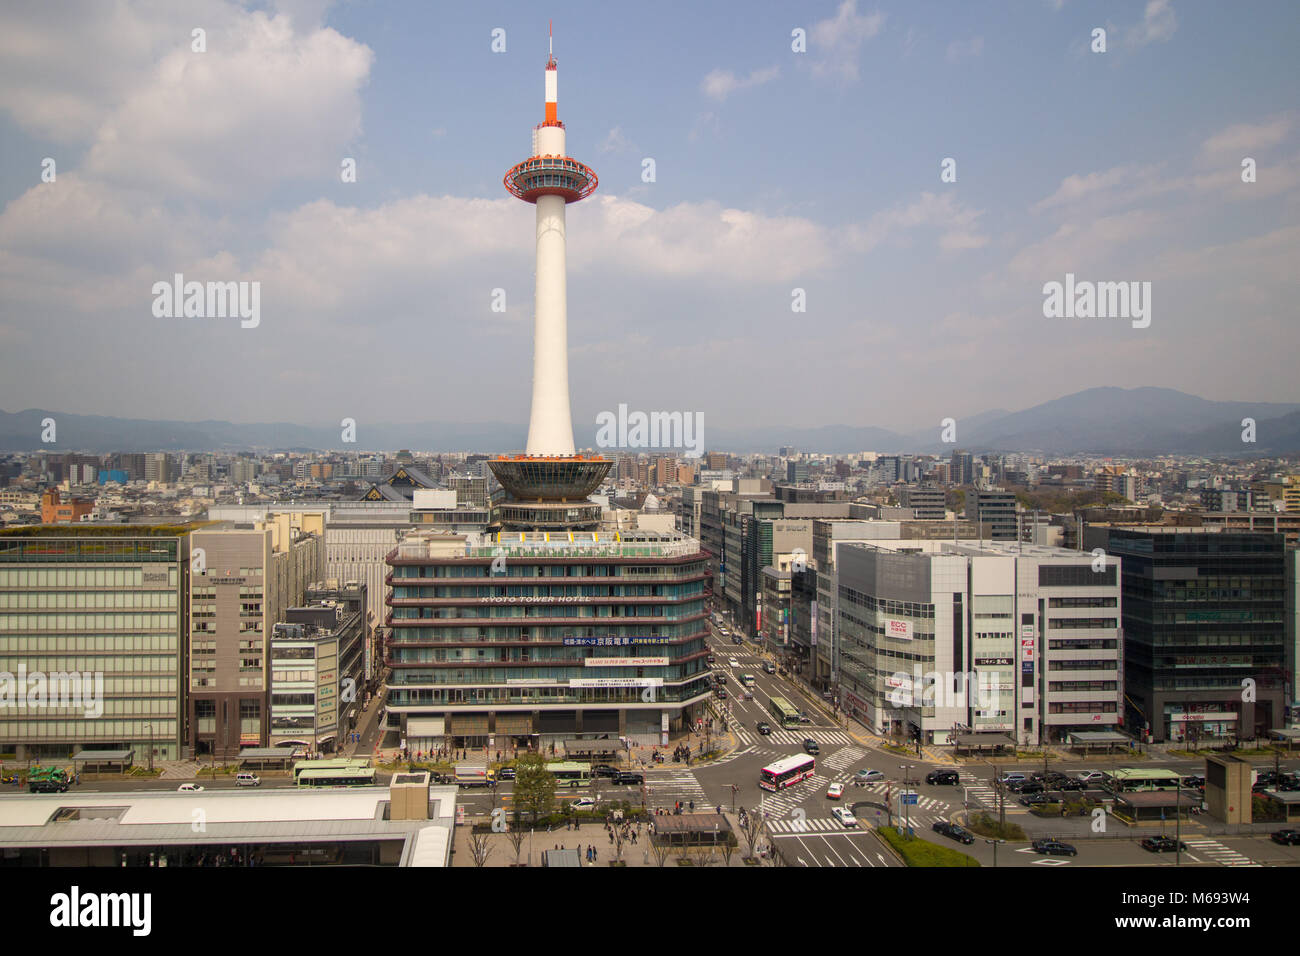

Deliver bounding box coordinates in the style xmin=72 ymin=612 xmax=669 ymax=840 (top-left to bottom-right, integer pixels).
xmin=491 ymin=26 xmax=610 ymax=530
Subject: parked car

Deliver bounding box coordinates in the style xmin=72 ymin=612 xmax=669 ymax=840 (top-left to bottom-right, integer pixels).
xmin=756 ymin=721 xmax=772 ymax=735
xmin=1074 ymin=771 xmax=1105 ymax=786
xmin=826 ymin=782 xmax=845 ymax=800
xmin=1270 ymin=829 xmax=1300 ymax=845
xmin=855 ymin=769 xmax=884 ymax=783
xmin=1181 ymin=775 xmax=1205 ymax=789
xmin=1055 ymin=778 xmax=1086 ymax=791
xmin=177 ymin=783 xmax=204 ymax=792
xmin=832 ymin=806 xmax=858 ymax=828
xmin=1031 ymin=839 xmax=1077 ymax=857
xmin=1020 ymin=793 xmax=1055 ymax=807
xmin=926 ymin=770 xmax=960 ymax=786
xmin=1012 ymin=780 xmax=1045 ymax=795
xmin=932 ymin=821 xmax=975 ymax=844
xmin=1140 ymin=836 xmax=1187 ymax=853
xmin=715 ymin=687 xmax=728 ymax=699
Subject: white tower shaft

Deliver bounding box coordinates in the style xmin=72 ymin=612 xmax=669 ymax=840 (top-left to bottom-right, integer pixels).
xmin=526 ymin=191 xmax=575 ymax=456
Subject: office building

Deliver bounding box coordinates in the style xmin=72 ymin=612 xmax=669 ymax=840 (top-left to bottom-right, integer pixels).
xmin=1084 ymin=526 xmax=1287 ymax=743
xmin=0 ymin=528 xmax=190 ymax=761
xmin=385 ymin=530 xmax=710 ymax=750
xmin=965 ymin=490 xmax=1018 ymax=540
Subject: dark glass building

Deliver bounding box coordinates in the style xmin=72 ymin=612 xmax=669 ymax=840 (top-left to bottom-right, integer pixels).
xmin=1086 ymin=527 xmax=1287 ymax=743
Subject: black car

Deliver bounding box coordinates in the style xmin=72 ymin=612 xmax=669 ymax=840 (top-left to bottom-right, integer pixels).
xmin=715 ymin=687 xmax=728 ymax=699
xmin=1140 ymin=836 xmax=1187 ymax=853
xmin=1020 ymin=793 xmax=1054 ymax=807
xmin=612 ymin=772 xmax=643 ymax=786
xmin=932 ymin=821 xmax=975 ymax=844
xmin=1031 ymin=839 xmax=1077 ymax=857
xmin=926 ymin=770 xmax=960 ymax=786
xmin=1055 ymin=778 xmax=1085 ymax=791
xmin=756 ymin=722 xmax=772 ymax=735
xmin=495 ymin=766 xmax=517 ymax=781
xmin=592 ymin=764 xmax=619 ymax=779
xmin=1182 ymin=775 xmax=1205 ymax=790
xmin=803 ymin=738 xmax=820 ymax=756
xmin=1270 ymin=829 xmax=1300 ymax=845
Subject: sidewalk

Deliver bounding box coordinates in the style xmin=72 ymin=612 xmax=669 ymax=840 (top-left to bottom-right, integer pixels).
xmin=451 ymin=811 xmax=755 ymax=867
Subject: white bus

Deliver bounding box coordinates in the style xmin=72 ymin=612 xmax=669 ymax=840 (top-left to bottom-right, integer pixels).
xmin=759 ymin=754 xmax=816 ymax=792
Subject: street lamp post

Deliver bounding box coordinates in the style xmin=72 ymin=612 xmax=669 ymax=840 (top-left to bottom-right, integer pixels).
xmin=985 ymin=838 xmax=1006 ymax=867
xmin=145 ymin=723 xmax=154 ymax=773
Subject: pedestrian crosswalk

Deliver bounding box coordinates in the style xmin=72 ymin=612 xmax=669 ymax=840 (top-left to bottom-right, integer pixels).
xmin=1183 ymin=839 xmax=1260 ymax=867
xmin=822 ymin=746 xmax=866 ymax=772
xmin=732 ymin=727 xmax=857 ymax=747
xmin=643 ymin=770 xmax=709 ymax=809
xmin=768 ymin=816 xmax=853 ymax=833
xmin=958 ymin=771 xmax=1000 ymax=810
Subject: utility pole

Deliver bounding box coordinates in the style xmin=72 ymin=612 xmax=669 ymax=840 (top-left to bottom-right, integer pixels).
xmin=1174 ymin=778 xmax=1182 ymax=867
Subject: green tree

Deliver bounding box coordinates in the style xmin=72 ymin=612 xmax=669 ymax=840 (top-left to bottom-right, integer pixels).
xmin=513 ymin=752 xmax=555 ymax=824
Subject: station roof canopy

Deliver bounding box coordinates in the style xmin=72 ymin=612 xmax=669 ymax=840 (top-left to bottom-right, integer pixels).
xmin=649 ymin=813 xmax=731 ymax=835
xmin=1268 ymin=728 xmax=1300 ymax=741
xmin=954 ymin=734 xmax=1014 ymax=748
xmin=1067 ymin=732 xmax=1130 ymax=743
xmin=1113 ymin=791 xmax=1200 ymax=809
xmin=72 ymin=750 xmax=133 ymax=761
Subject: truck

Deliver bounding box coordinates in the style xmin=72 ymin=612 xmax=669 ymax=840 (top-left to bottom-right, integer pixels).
xmin=28 ymin=766 xmax=70 ymax=794
xmin=453 ymin=763 xmax=491 ymax=787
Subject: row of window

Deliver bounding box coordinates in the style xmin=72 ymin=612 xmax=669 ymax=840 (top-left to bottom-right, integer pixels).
xmin=839 ymin=589 xmax=937 ymax=620
xmin=393 ymin=583 xmax=696 ymax=599
xmin=394 ymin=564 xmax=700 ymax=580
xmin=0 ymin=655 xmax=176 ymax=673
xmin=1047 ymin=659 xmax=1118 ymax=671
xmin=0 ymin=720 xmax=179 ymax=737
xmin=1048 ymin=617 xmax=1118 ymax=629
xmin=0 ymin=590 xmax=179 ymax=609
xmin=0 ymin=635 xmax=176 ymax=652
xmin=0 ymin=568 xmax=175 ymax=588
xmin=1047 ymin=702 xmax=1118 ymax=714
xmin=0 ymin=613 xmax=179 ymax=632
xmin=1049 ymin=596 xmax=1117 ymax=608
xmin=1047 ymin=681 xmax=1118 ymax=692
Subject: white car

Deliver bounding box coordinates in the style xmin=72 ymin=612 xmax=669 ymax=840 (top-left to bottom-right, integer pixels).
xmin=729 ymin=659 xmax=739 ymax=668
xmin=1075 ymin=771 xmax=1105 ymax=785
xmin=570 ymin=797 xmax=597 ymax=811
xmin=832 ymin=806 xmax=858 ymax=828
xmin=177 ymin=783 xmax=204 ymax=792
xmin=826 ymin=782 xmax=845 ymax=800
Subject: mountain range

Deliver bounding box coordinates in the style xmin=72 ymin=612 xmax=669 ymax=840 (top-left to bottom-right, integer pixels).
xmin=1 ymin=388 xmax=1298 ymax=456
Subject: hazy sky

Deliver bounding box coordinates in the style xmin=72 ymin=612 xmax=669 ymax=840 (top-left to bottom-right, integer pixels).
xmin=1 ymin=0 xmax=1297 ymax=438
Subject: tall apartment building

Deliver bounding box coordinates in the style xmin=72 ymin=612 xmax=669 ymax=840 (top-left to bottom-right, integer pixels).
xmin=269 ymin=595 xmax=364 ymax=751
xmin=951 ymin=450 xmax=974 ymax=486
xmin=188 ymin=516 xmax=323 ymax=756
xmin=0 ymin=528 xmax=190 ymax=761
xmin=1084 ymin=526 xmax=1287 ymax=743
xmin=965 ymin=490 xmax=1018 ymax=540
xmin=835 ymin=540 xmax=1122 ymax=746
xmin=899 ymin=487 xmax=945 ymax=521
xmin=385 ymin=530 xmax=711 ymax=750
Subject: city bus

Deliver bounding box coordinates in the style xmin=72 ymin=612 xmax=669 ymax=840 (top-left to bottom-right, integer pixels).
xmin=1105 ymin=768 xmax=1184 ymax=793
xmin=295 ymin=765 xmax=378 ymax=788
xmin=768 ymin=696 xmax=801 ymax=729
xmin=292 ymin=757 xmax=372 ymax=783
xmin=545 ymin=761 xmax=592 ymax=788
xmin=759 ymin=754 xmax=816 ymax=792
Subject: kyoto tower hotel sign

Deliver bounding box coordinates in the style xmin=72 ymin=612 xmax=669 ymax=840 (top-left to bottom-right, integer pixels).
xmin=492 ymin=29 xmax=610 ymax=530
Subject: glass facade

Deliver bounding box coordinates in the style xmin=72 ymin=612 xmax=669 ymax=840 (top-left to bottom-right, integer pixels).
xmin=0 ymin=535 xmax=186 ymax=760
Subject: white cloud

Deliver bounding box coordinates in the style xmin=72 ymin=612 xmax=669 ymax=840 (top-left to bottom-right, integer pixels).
xmin=701 ymin=66 xmax=780 ymax=102
xmin=809 ymin=1 xmax=886 ymax=82
xmin=843 ymin=192 xmax=988 ymax=253
xmin=1126 ymin=0 xmax=1177 ymax=47
xmin=946 ymin=37 xmax=984 ymax=63
xmin=1200 ymin=117 xmax=1293 ymax=158
xmin=599 ymin=126 xmax=638 ymax=154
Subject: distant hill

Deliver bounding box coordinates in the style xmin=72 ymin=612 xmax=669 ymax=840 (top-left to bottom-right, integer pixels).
xmin=3 ymin=387 xmax=1297 ymax=455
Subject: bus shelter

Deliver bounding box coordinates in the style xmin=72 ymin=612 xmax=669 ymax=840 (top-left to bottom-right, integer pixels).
xmin=952 ymin=734 xmax=1014 ymax=757
xmin=1111 ymin=790 xmax=1200 ymax=823
xmin=1268 ymin=728 xmax=1300 ymax=753
xmin=1259 ymin=790 xmax=1300 ymax=823
xmin=648 ymin=813 xmax=731 ymax=847
xmin=237 ymin=748 xmax=297 ymax=770
xmin=1065 ymin=731 xmax=1132 ymax=755
xmin=73 ymin=749 xmax=134 ymax=773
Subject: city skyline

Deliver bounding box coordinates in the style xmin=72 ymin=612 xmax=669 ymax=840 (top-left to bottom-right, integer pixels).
xmin=1 ymin=0 xmax=1297 ymax=437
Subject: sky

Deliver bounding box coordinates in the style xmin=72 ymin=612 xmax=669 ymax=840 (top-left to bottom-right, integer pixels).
xmin=0 ymin=0 xmax=1297 ymax=440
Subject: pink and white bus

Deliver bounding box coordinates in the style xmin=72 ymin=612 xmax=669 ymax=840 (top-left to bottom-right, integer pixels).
xmin=759 ymin=754 xmax=815 ymax=791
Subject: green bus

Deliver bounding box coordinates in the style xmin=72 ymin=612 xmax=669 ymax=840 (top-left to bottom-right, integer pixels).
xmin=1105 ymin=768 xmax=1183 ymax=793
xmin=768 ymin=696 xmax=801 ymax=729
xmin=295 ymin=765 xmax=378 ymax=788
xmin=544 ymin=761 xmax=591 ymax=788
xmin=292 ymin=757 xmax=372 ymax=783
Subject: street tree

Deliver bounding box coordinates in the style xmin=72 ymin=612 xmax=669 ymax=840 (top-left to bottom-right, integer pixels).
xmin=513 ymin=752 xmax=555 ymax=824
xmin=469 ymin=830 xmax=492 ymax=868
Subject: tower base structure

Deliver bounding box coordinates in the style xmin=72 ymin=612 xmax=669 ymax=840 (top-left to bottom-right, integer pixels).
xmin=489 ymin=454 xmax=610 ymax=532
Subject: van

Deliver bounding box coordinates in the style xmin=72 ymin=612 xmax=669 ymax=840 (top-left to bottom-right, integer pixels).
xmin=236 ymin=772 xmax=261 ymax=787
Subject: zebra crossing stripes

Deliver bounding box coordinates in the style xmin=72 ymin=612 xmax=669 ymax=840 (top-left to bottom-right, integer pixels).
xmin=644 ymin=771 xmax=708 ymax=807
xmin=822 ymin=746 xmax=866 ymax=771
xmin=768 ymin=816 xmax=849 ymax=833
xmin=1183 ymin=840 xmax=1261 ymax=867
xmin=734 ymin=728 xmax=856 ymax=748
